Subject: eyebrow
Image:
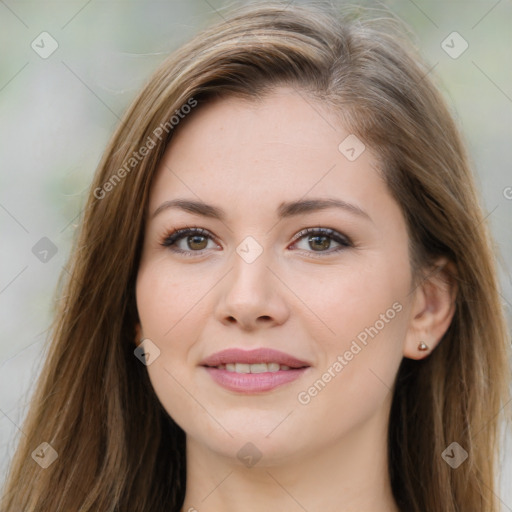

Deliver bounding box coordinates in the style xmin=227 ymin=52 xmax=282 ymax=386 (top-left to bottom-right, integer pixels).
xmin=151 ymin=197 xmax=371 ymax=222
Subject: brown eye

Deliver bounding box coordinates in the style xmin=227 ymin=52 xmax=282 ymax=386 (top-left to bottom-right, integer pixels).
xmin=161 ymin=227 xmax=217 ymax=255
xmin=307 ymin=234 xmax=332 ymax=251
xmin=291 ymin=227 xmax=352 ymax=255
xmin=187 ymin=234 xmax=208 ymax=251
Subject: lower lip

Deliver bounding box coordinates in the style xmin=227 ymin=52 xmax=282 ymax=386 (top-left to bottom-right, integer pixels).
xmin=202 ymin=366 xmax=309 ymax=393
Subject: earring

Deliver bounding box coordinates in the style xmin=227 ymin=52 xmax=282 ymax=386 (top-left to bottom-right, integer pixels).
xmin=418 ymin=342 xmax=429 ymax=351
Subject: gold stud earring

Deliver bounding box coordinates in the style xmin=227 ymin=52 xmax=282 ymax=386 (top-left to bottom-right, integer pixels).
xmin=418 ymin=342 xmax=429 ymax=351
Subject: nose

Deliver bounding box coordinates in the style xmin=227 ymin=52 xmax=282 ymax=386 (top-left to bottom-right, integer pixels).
xmin=214 ymin=247 xmax=290 ymax=331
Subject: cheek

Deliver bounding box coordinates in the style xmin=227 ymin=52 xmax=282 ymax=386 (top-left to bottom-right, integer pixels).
xmin=135 ymin=260 xmax=222 ymax=422
xmin=296 ymin=297 xmax=407 ymax=441
xmin=287 ymin=251 xmax=409 ymax=350
xmin=135 ymin=266 xmax=194 ymax=429
xmin=136 ymin=259 xmax=214 ymax=339
xmin=290 ymin=254 xmax=409 ymax=416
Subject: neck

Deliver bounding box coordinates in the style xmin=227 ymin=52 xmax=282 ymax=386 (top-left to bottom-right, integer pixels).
xmin=179 ymin=403 xmax=399 ymax=512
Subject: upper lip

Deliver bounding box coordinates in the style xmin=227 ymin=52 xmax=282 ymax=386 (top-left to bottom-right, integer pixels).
xmin=200 ymin=348 xmax=311 ymax=369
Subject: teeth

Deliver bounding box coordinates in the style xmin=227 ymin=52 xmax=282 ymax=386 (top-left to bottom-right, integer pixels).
xmin=235 ymin=363 xmax=251 ymax=373
xmin=218 ymin=363 xmax=294 ymax=373
xmin=247 ymin=363 xmax=267 ymax=373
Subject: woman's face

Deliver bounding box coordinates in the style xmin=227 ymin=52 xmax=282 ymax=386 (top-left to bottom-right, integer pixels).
xmin=136 ymin=87 xmax=416 ymax=464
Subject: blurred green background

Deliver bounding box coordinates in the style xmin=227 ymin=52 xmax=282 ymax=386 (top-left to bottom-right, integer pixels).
xmin=1 ymin=0 xmax=511 ymax=503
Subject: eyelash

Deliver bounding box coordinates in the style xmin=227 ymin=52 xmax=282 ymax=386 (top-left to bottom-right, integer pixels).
xmin=159 ymin=226 xmax=353 ymax=258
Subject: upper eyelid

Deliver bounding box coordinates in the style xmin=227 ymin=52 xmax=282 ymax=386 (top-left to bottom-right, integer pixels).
xmin=292 ymin=227 xmax=351 ymax=242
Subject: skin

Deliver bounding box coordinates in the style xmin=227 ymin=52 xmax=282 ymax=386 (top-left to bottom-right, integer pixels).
xmin=135 ymin=87 xmax=456 ymax=512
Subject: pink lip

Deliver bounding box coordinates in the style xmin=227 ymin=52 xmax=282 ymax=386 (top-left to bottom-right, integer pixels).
xmin=199 ymin=348 xmax=311 ymax=393
xmin=199 ymin=348 xmax=311 ymax=368
xmin=203 ymin=367 xmax=310 ymax=393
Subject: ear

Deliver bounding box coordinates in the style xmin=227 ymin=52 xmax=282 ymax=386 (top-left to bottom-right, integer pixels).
xmin=403 ymin=257 xmax=457 ymax=360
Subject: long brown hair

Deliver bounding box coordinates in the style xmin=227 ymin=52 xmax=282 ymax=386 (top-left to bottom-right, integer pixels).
xmin=2 ymin=2 xmax=510 ymax=510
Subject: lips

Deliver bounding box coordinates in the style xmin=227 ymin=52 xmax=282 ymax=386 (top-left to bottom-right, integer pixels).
xmin=199 ymin=348 xmax=311 ymax=393
xmin=199 ymin=347 xmax=311 ymax=369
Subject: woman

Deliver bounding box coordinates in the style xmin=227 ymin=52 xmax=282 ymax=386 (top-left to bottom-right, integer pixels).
xmin=2 ymin=2 xmax=510 ymax=511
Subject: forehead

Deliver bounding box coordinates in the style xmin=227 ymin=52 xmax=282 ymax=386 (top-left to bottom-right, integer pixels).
xmin=148 ymin=88 xmax=396 ymax=226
